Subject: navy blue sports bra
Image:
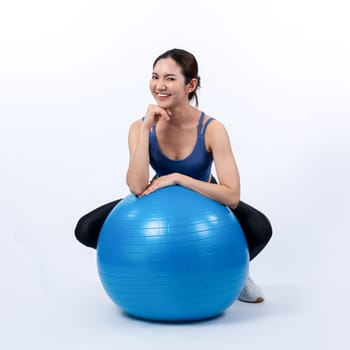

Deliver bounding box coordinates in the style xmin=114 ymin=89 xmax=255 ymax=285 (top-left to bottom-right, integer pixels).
xmin=149 ymin=111 xmax=215 ymax=182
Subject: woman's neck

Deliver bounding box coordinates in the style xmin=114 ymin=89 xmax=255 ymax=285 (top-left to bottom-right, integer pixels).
xmin=166 ymin=105 xmax=200 ymax=128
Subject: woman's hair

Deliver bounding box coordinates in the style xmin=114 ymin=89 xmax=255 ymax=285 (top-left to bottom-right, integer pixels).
xmin=153 ymin=48 xmax=201 ymax=107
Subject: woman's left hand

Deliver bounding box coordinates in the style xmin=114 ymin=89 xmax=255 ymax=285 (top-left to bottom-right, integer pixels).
xmin=140 ymin=173 xmax=179 ymax=196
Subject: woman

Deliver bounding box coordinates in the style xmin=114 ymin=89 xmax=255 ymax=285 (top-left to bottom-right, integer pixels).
xmin=75 ymin=48 xmax=272 ymax=303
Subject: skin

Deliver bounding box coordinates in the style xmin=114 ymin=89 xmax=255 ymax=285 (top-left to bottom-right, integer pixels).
xmin=126 ymin=57 xmax=241 ymax=209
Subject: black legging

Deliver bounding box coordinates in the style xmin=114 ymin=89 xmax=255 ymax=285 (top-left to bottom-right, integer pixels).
xmin=75 ymin=180 xmax=272 ymax=260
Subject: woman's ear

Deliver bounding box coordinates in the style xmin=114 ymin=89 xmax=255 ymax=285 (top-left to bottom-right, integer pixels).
xmin=186 ymin=78 xmax=198 ymax=93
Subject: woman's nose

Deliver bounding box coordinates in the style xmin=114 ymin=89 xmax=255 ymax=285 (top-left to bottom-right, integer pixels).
xmin=156 ymin=80 xmax=167 ymax=90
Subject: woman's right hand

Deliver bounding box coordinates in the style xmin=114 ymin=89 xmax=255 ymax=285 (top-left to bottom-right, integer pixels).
xmin=142 ymin=104 xmax=171 ymax=131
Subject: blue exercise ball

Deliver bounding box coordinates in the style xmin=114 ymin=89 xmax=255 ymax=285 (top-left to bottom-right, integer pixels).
xmin=97 ymin=185 xmax=249 ymax=322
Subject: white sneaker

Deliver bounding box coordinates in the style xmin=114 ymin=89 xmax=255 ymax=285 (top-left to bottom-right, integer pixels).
xmin=238 ymin=276 xmax=265 ymax=303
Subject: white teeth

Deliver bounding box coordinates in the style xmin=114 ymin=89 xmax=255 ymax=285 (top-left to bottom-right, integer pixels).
xmin=157 ymin=93 xmax=170 ymax=97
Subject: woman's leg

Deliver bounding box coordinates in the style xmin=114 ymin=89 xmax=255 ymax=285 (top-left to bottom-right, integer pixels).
xmin=74 ymin=199 xmax=122 ymax=249
xmin=210 ymin=176 xmax=272 ymax=260
xmin=230 ymin=202 xmax=272 ymax=302
xmin=231 ymin=201 xmax=272 ymax=260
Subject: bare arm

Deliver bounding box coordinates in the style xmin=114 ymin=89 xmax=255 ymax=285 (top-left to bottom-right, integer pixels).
xmin=126 ymin=105 xmax=171 ymax=195
xmin=141 ymin=121 xmax=241 ymax=209
xmin=126 ymin=120 xmax=151 ymax=195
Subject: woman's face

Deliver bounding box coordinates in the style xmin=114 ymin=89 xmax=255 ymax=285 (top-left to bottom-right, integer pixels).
xmin=150 ymin=58 xmax=190 ymax=109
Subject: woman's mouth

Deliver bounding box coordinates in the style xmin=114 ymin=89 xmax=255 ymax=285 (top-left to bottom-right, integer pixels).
xmin=156 ymin=92 xmax=171 ymax=101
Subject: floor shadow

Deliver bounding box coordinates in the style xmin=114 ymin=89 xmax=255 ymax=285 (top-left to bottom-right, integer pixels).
xmin=113 ymin=285 xmax=312 ymax=326
xmin=216 ymin=284 xmax=315 ymax=325
xmin=120 ymin=310 xmax=225 ymax=326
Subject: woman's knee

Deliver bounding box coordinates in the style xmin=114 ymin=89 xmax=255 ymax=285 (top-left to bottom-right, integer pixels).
xmin=232 ymin=202 xmax=272 ymax=259
xmin=236 ymin=203 xmax=272 ymax=242
xmin=251 ymin=211 xmax=273 ymax=247
xmin=256 ymin=211 xmax=272 ymax=243
xmin=74 ymin=214 xmax=99 ymax=249
xmin=74 ymin=199 xmax=121 ymax=249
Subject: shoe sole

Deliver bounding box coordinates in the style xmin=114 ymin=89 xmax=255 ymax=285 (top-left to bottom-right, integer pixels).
xmin=239 ymin=297 xmax=265 ymax=304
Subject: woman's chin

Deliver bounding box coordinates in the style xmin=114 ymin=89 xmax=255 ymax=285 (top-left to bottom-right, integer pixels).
xmin=155 ymin=100 xmax=172 ymax=109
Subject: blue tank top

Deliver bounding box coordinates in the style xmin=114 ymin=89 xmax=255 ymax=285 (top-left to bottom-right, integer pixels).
xmin=149 ymin=111 xmax=215 ymax=181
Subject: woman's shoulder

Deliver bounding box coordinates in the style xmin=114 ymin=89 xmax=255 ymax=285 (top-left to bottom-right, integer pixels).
xmin=204 ymin=116 xmax=231 ymax=145
xmin=203 ymin=114 xmax=226 ymax=131
xmin=128 ymin=118 xmax=144 ymax=139
xmin=129 ymin=118 xmax=143 ymax=128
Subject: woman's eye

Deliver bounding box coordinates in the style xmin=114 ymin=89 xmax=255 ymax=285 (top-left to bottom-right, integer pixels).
xmin=167 ymin=77 xmax=175 ymax=81
xmin=152 ymin=75 xmax=158 ymax=80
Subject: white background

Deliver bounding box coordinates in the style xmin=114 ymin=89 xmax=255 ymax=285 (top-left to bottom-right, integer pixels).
xmin=0 ymin=1 xmax=349 ymax=349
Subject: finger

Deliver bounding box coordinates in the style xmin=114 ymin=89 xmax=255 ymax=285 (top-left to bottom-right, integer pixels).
xmin=141 ymin=185 xmax=154 ymax=196
xmin=160 ymin=110 xmax=170 ymax=121
xmin=154 ymin=105 xmax=171 ymax=120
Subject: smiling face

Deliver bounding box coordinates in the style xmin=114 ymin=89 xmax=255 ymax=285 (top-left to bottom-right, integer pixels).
xmin=150 ymin=58 xmax=194 ymax=109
